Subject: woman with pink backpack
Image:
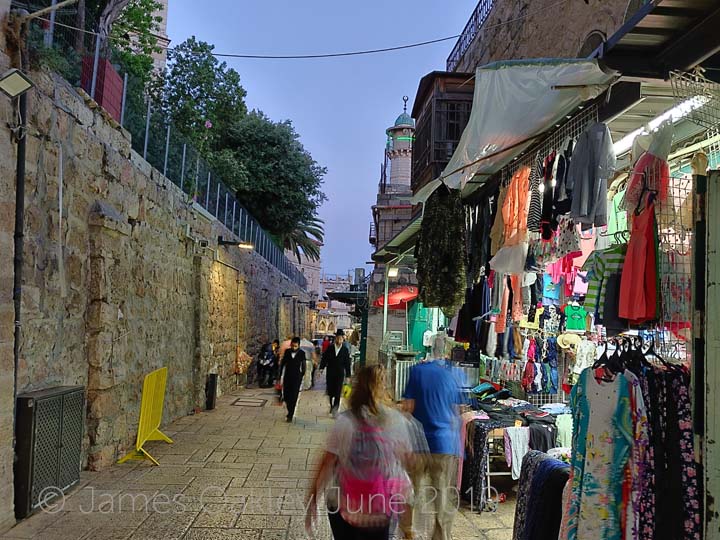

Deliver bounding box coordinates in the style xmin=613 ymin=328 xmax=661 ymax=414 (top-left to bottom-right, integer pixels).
xmin=305 ymin=365 xmax=414 ymax=539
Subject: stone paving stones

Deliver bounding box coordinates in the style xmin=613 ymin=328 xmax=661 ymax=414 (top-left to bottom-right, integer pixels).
xmin=0 ymin=382 xmax=516 ymax=540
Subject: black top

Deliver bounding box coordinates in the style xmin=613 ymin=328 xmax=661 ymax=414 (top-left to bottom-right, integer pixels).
xmin=320 ymin=342 xmax=351 ymax=384
xmin=281 ymin=349 xmax=307 ymax=387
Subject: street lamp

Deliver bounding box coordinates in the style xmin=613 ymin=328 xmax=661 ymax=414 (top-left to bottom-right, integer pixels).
xmin=218 ymin=235 xmax=254 ymax=250
xmin=0 ymin=69 xmax=34 ymax=99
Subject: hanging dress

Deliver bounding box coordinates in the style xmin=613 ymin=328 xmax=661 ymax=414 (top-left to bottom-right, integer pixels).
xmin=618 ymin=202 xmax=658 ymax=323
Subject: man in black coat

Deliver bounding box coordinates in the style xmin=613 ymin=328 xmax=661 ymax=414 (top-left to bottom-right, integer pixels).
xmin=319 ymin=329 xmax=352 ymax=416
xmin=280 ymin=336 xmax=306 ymax=422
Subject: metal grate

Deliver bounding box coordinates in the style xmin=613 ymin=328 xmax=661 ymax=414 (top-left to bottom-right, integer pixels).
xmin=670 ymin=71 xmax=720 ymax=131
xmin=58 ymin=391 xmax=84 ymax=491
xmin=650 ymin=170 xmax=694 ymax=361
xmin=30 ymin=396 xmax=62 ymax=508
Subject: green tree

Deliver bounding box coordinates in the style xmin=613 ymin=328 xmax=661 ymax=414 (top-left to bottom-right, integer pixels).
xmin=280 ymin=216 xmax=325 ymax=263
xmin=78 ymin=0 xmax=163 ymax=82
xmin=155 ymin=38 xmax=327 ymax=260
xmin=157 ymin=37 xmax=247 ymax=152
xmin=223 ymin=111 xmax=327 ymax=239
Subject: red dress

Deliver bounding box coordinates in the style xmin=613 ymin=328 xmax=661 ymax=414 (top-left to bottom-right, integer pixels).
xmin=619 ymin=202 xmax=657 ymax=323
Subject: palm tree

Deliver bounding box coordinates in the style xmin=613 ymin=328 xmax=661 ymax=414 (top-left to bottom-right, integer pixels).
xmin=281 ymin=216 xmax=324 ymax=263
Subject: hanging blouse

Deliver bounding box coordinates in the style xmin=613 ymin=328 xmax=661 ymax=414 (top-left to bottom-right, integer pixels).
xmin=502 ymin=166 xmax=531 ymax=247
xmin=527 ymin=153 xmax=544 ymax=232
xmin=567 ymin=122 xmax=616 ymax=229
xmin=622 ymin=152 xmax=670 ymax=213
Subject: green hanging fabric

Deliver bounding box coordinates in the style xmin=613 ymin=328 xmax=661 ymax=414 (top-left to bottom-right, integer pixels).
xmin=415 ymin=185 xmax=467 ymax=317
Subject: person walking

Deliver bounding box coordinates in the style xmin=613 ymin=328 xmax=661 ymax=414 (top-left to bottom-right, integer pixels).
xmin=280 ymin=336 xmax=306 ymax=422
xmin=320 ymin=329 xmax=352 ymax=417
xmin=401 ymin=333 xmax=463 ymax=540
xmin=305 ymin=365 xmax=412 ymax=540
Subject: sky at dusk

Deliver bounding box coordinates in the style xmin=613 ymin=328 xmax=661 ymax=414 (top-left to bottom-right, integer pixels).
xmin=167 ymin=1 xmax=475 ymax=275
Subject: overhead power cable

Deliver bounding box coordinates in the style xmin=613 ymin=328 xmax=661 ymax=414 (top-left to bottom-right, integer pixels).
xmin=34 ymin=0 xmax=570 ymax=60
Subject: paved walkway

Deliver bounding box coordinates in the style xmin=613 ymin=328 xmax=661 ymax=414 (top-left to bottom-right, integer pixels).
xmin=2 ymin=380 xmax=515 ymax=540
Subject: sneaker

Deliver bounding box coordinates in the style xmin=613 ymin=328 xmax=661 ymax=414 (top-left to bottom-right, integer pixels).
xmin=286 ymin=416 xmax=293 ymax=423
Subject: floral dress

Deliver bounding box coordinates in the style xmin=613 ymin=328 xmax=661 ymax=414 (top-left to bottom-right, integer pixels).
xmin=561 ymin=369 xmax=648 ymax=540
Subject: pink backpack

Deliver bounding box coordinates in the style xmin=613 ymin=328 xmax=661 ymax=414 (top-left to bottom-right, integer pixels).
xmin=338 ymin=419 xmax=409 ymax=526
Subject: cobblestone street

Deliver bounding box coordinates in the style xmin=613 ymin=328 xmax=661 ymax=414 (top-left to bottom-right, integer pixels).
xmin=1 ymin=382 xmax=515 ymax=540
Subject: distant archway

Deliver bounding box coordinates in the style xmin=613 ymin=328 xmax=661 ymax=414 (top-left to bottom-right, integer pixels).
xmin=318 ymin=320 xmax=327 ymax=333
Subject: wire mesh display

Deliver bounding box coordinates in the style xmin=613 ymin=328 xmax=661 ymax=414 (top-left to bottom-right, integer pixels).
xmin=671 ymin=70 xmax=720 ymax=131
xmin=649 ymin=170 xmax=694 ymax=362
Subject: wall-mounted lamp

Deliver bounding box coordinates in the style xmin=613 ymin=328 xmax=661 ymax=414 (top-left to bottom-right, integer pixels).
xmin=387 ymin=267 xmax=399 ymax=278
xmin=281 ymin=294 xmax=299 ymax=299
xmin=0 ymin=69 xmax=34 ymax=99
xmin=218 ymin=236 xmax=254 ymax=250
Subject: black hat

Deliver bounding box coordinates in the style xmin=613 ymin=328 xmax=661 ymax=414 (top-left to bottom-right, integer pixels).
xmin=335 ymin=329 xmax=345 ymax=337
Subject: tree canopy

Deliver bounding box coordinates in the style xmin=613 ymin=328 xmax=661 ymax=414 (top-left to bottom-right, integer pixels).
xmin=156 ymin=38 xmax=327 ymax=256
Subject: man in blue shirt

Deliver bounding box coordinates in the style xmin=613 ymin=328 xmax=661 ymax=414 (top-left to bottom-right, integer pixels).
xmin=401 ymin=334 xmax=463 ymax=540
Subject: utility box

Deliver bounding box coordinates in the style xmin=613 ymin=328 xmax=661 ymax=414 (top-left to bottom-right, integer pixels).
xmin=14 ymin=386 xmax=85 ymax=519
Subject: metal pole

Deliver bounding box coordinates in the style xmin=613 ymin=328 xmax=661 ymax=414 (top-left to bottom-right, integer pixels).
xmin=179 ymin=144 xmax=187 ymax=192
xmin=215 ymin=182 xmax=221 ymax=217
xmin=12 ymin=91 xmax=28 ymax=447
xmin=232 ymin=202 xmax=236 ymax=235
xmin=382 ymin=266 xmax=390 ymax=339
xmin=90 ymin=31 xmax=101 ymax=100
xmin=204 ymin=171 xmax=210 ymax=212
xmin=163 ymin=124 xmax=170 ymax=177
xmin=142 ymin=100 xmax=151 ymax=160
xmin=120 ymin=73 xmax=128 ymax=127
xmin=224 ymin=192 xmax=229 ymax=227
xmin=44 ymin=0 xmax=58 ymax=47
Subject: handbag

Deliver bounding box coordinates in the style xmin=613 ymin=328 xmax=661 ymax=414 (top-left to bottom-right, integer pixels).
xmin=341 ymin=383 xmax=352 ymax=399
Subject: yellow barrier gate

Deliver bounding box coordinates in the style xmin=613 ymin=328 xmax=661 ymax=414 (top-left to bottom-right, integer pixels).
xmin=118 ymin=367 xmax=174 ymax=466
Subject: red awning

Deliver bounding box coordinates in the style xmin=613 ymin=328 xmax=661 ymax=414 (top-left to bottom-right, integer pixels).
xmin=373 ymin=286 xmax=419 ymax=309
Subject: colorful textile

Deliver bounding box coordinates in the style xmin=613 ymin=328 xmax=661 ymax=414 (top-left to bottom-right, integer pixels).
xmin=619 ymin=203 xmax=658 ymax=323
xmin=561 ymin=369 xmax=647 ymax=540
xmin=503 ymin=166 xmax=531 ymax=246
xmin=582 ymin=244 xmax=627 ymax=320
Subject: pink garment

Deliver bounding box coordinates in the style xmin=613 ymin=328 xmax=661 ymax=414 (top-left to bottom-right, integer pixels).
xmin=573 ymin=271 xmax=589 ymax=296
xmin=511 ymin=275 xmax=523 ymax=322
xmin=573 ymin=227 xmax=596 ymax=268
xmin=458 ymin=412 xmax=489 ymax=487
xmin=496 ymin=285 xmax=510 ymax=334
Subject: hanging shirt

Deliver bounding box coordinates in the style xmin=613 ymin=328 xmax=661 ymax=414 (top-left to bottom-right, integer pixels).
xmin=582 ymin=244 xmax=627 ymax=320
xmin=543 ymin=274 xmax=561 ymax=302
xmin=502 ymin=166 xmax=531 ymax=247
xmin=564 ymin=305 xmax=587 ymax=332
xmin=567 ymin=122 xmax=616 ymax=228
xmin=607 ymin=189 xmax=628 ymax=236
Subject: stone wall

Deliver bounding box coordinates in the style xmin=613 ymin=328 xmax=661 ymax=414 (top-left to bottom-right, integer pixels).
xmin=0 ymin=66 xmax=305 ymax=531
xmin=454 ymin=0 xmax=631 ymax=72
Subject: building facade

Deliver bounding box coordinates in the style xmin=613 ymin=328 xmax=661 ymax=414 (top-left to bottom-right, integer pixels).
xmin=447 ymin=0 xmax=637 ymax=73
xmin=366 ymin=101 xmax=418 ymax=364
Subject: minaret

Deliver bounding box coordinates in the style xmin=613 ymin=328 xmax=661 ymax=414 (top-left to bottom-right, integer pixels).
xmin=385 ymin=96 xmax=415 ymax=187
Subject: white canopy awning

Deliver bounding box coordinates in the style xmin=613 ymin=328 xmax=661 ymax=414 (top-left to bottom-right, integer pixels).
xmin=413 ymin=59 xmax=617 ymax=203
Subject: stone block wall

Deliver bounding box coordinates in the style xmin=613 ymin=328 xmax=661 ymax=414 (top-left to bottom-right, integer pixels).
xmin=453 ymin=0 xmax=631 ymax=72
xmin=0 ymin=67 xmax=305 ymax=531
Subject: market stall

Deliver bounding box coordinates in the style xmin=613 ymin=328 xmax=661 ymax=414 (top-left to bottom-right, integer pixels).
xmin=401 ymin=52 xmax=720 ymax=536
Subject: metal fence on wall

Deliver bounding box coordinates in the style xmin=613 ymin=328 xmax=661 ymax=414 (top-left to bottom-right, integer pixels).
xmin=21 ymin=1 xmax=307 ymax=289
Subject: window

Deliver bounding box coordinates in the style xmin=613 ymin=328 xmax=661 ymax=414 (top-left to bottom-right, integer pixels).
xmin=578 ymin=31 xmax=606 ymax=58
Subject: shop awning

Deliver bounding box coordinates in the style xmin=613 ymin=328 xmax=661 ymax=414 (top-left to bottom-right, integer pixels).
xmin=594 ymin=0 xmax=720 ymax=82
xmin=371 ymin=214 xmax=423 ymax=264
xmin=412 ymin=59 xmax=617 ymax=203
